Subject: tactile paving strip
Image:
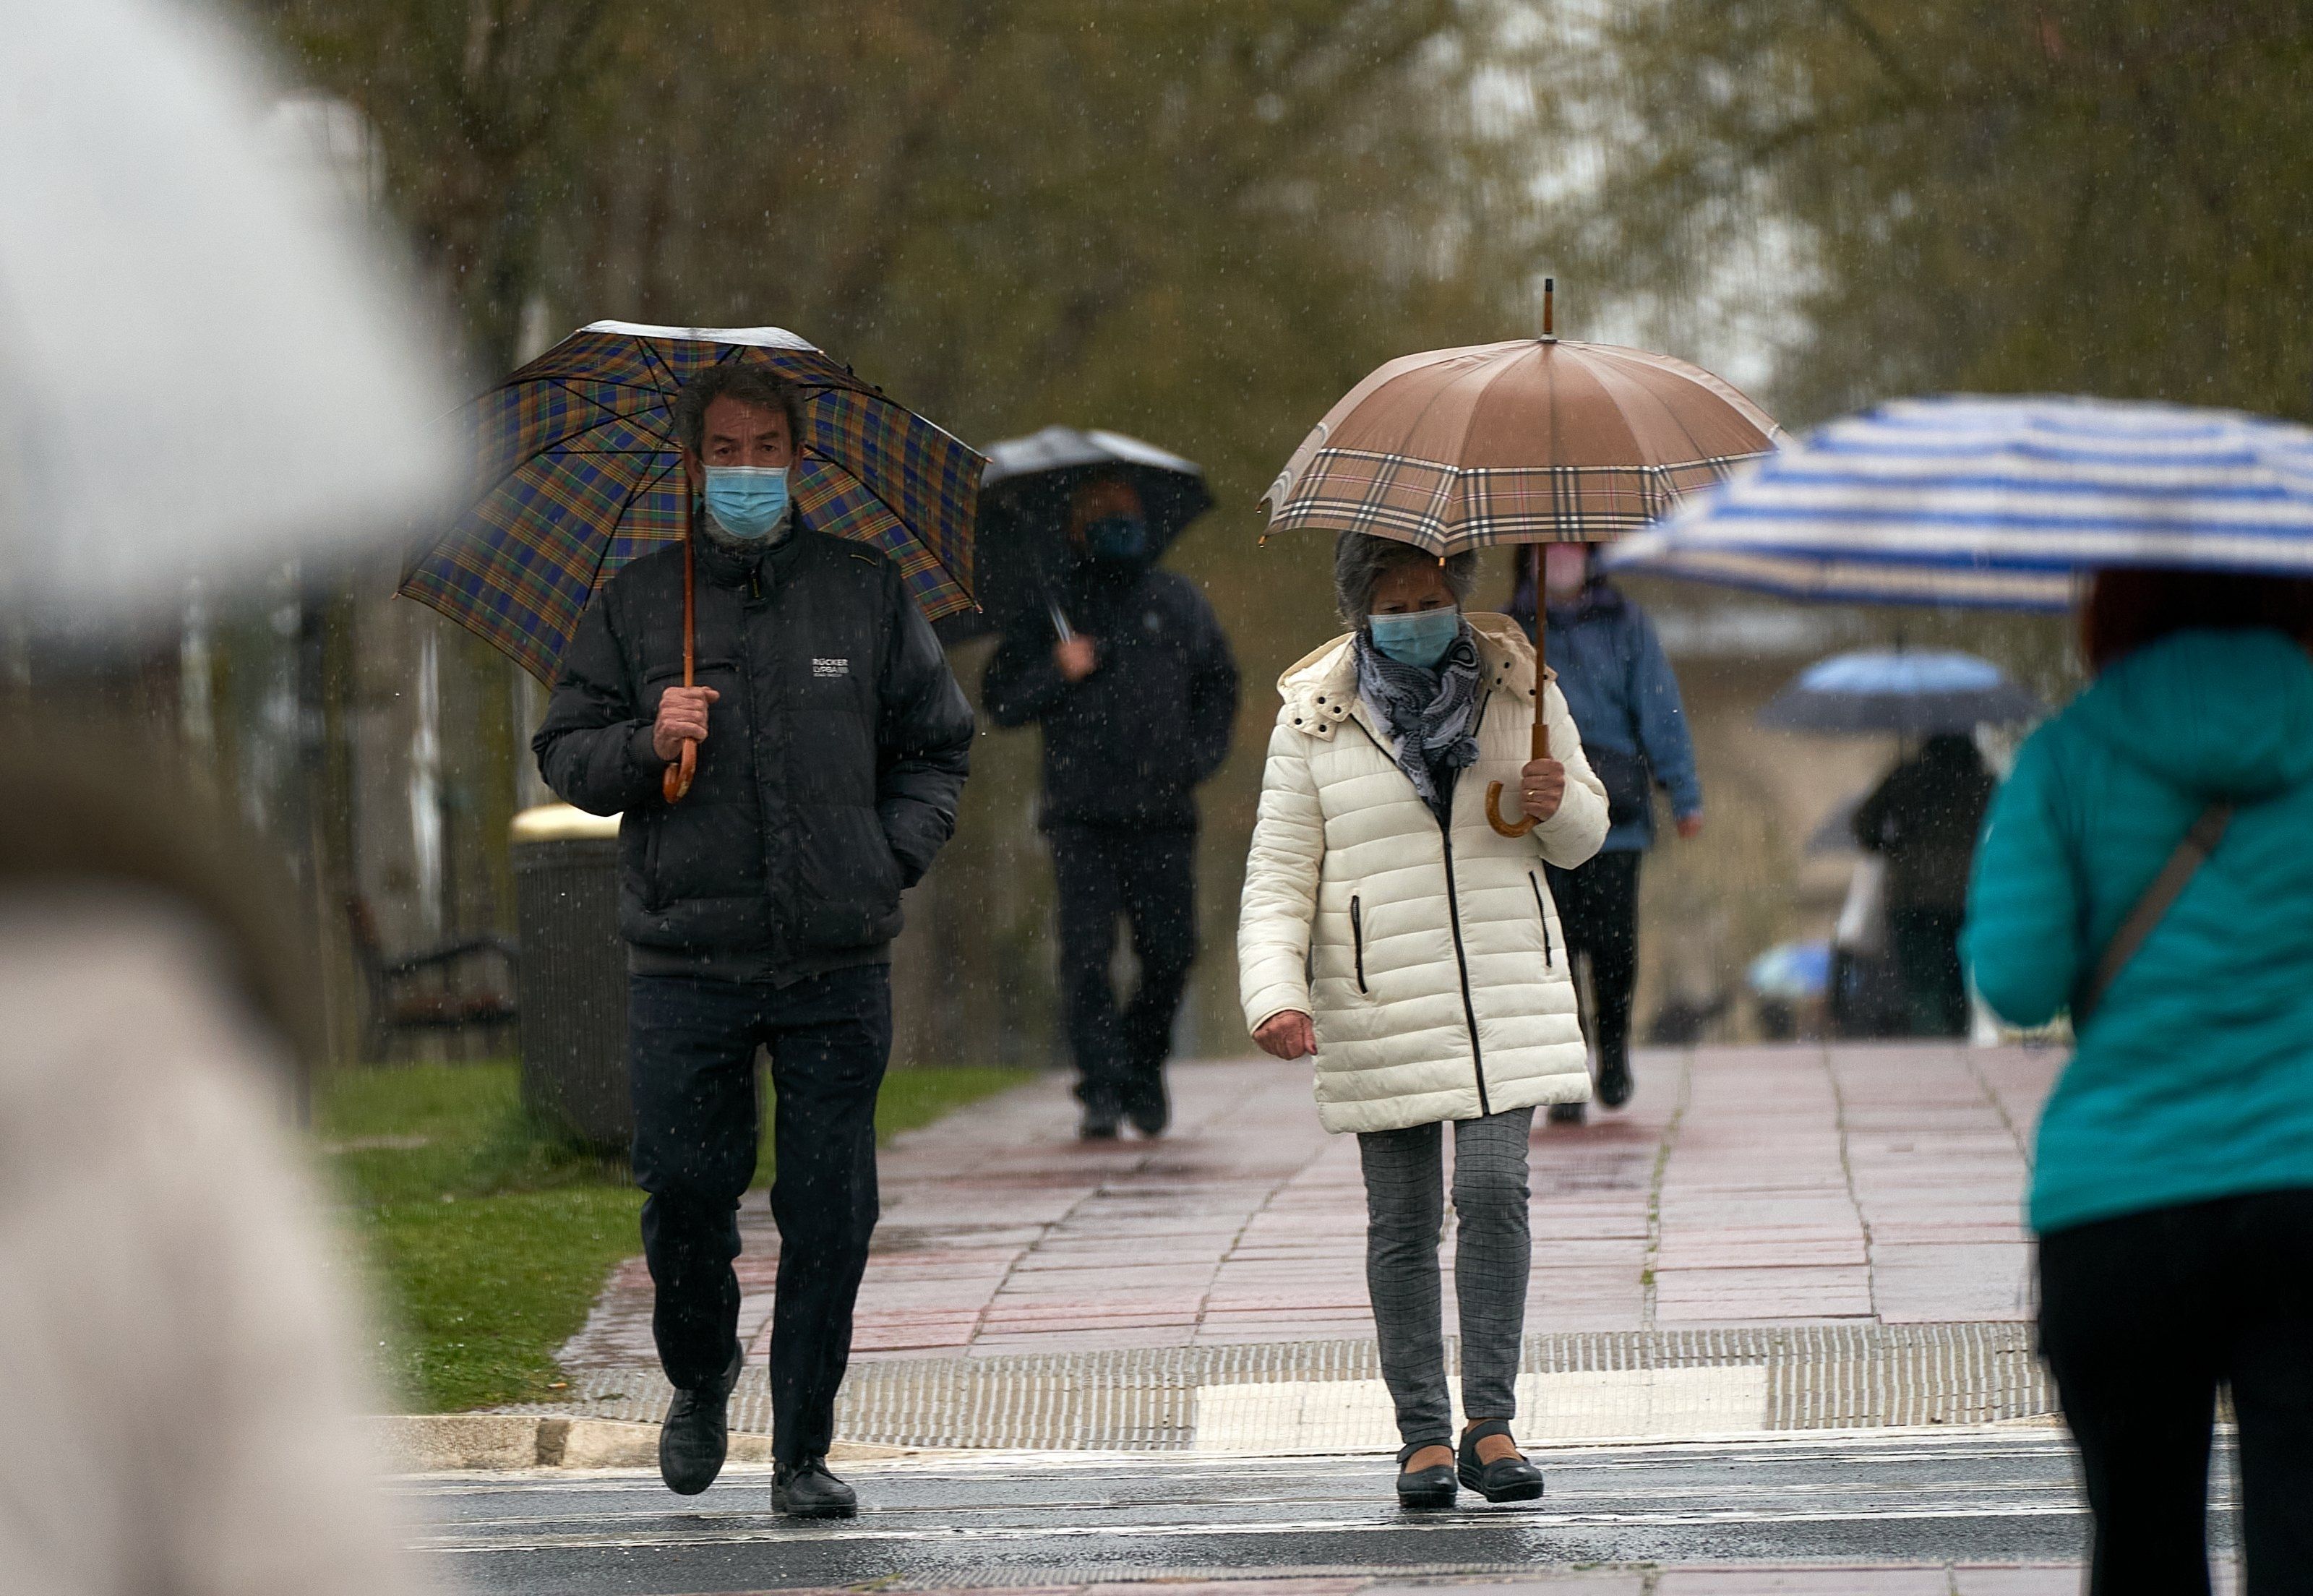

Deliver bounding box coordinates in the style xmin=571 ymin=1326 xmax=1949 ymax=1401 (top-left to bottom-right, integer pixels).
xmin=506 ymin=1322 xmax=2051 ymax=1449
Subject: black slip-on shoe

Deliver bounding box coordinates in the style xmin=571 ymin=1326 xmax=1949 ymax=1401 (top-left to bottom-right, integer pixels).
xmin=1458 ymin=1418 xmax=1545 ymax=1503
xmin=1597 ymin=1047 xmax=1633 ymax=1109
xmin=1079 ymin=1102 xmax=1121 ymax=1140
xmin=1547 ymin=1101 xmax=1587 ymax=1125
xmin=658 ymin=1344 xmax=741 ymax=1496
xmin=773 ymin=1456 xmax=859 ymax=1519
xmin=1394 ymin=1439 xmax=1458 ymax=1509
xmin=1125 ymin=1078 xmax=1170 ymax=1138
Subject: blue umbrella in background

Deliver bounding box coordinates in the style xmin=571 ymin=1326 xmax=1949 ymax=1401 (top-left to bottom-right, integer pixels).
xmin=1748 ymin=940 xmax=1832 ymax=1003
xmin=1605 ymin=394 xmax=2313 ymax=606
xmin=1758 ymin=648 xmax=2044 ymax=736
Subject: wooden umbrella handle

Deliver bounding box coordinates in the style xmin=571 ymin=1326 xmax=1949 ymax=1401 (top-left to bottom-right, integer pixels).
xmin=662 ymin=485 xmax=699 ymax=804
xmin=1486 ymin=568 xmax=1547 ymax=836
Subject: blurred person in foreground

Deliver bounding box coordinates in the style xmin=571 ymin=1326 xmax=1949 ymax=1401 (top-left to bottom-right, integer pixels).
xmin=1240 ymin=533 xmax=1608 ymax=1509
xmin=0 ymin=733 xmax=424 ymax=1596
xmin=1966 ymin=570 xmax=2313 ymax=1593
xmin=1509 ymin=543 xmax=1702 ymax=1117
xmin=984 ymin=474 xmax=1238 ymax=1139
xmin=1853 ymin=731 xmax=1995 ymax=1037
xmin=534 ymin=364 xmax=974 ymax=1517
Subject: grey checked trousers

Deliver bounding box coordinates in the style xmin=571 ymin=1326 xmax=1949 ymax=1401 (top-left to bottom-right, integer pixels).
xmin=1356 ymin=1107 xmax=1534 ymax=1448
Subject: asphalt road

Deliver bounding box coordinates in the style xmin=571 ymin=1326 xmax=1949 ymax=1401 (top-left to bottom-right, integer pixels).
xmin=407 ymin=1426 xmax=2239 ymax=1595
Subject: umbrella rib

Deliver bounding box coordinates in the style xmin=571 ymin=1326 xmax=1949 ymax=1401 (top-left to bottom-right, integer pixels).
xmin=447 ymin=378 xmax=679 ymax=532
xmin=630 ymin=332 xmax=689 ymax=401
xmin=580 ymin=450 xmax=685 ymax=605
xmin=810 ymin=436 xmax=974 ymax=598
xmin=1584 ymin=347 xmax=1712 ymax=473
xmin=1374 ymin=355 xmax=1497 ymax=553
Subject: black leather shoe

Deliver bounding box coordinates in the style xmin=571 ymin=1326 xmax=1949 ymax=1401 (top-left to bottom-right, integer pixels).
xmin=658 ymin=1345 xmax=740 ymax=1496
xmin=1394 ymin=1439 xmax=1457 ymax=1510
xmin=773 ymin=1456 xmax=859 ymax=1519
xmin=1547 ymin=1101 xmax=1587 ymax=1125
xmin=1597 ymin=1047 xmax=1633 ymax=1109
xmin=1079 ymin=1102 xmax=1121 ymax=1140
xmin=1458 ymin=1418 xmax=1545 ymax=1503
xmin=1125 ymin=1078 xmax=1170 ymax=1138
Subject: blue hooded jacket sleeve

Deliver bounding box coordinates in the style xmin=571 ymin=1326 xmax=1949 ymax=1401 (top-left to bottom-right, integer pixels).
xmin=1625 ymin=607 xmax=1702 ymax=820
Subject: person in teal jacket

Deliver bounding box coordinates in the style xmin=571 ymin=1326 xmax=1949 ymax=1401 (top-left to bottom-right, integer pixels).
xmin=1964 ymin=569 xmax=2313 ymax=1595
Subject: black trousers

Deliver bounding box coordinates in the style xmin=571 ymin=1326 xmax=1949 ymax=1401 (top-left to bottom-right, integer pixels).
xmin=2038 ymin=1186 xmax=2313 ymax=1595
xmin=1544 ymin=849 xmax=1642 ymax=1065
xmin=628 ymin=964 xmax=891 ymax=1464
xmin=1890 ymin=904 xmax=1970 ymax=1037
xmin=1050 ymin=824 xmax=1197 ymax=1111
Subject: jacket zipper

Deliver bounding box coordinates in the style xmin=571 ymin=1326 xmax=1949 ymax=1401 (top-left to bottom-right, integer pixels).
xmin=1349 ymin=896 xmax=1368 ymax=994
xmin=1438 ymin=825 xmax=1493 ymax=1115
xmin=1529 ymin=872 xmax=1555 ymax=966
xmin=1348 ymin=713 xmax=1490 ymax=1114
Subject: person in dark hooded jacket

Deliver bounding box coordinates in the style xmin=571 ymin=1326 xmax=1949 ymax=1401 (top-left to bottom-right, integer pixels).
xmin=1853 ymin=732 xmax=1995 ymax=1037
xmin=533 ymin=364 xmax=972 ymax=1520
xmin=983 ymin=474 xmax=1238 ymax=1139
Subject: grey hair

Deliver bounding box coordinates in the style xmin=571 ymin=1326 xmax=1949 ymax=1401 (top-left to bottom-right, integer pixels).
xmin=1332 ymin=532 xmax=1477 ymax=627
xmin=671 ymin=362 xmax=808 ymax=455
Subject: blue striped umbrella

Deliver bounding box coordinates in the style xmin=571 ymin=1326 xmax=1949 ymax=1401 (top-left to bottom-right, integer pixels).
xmin=1603 ymin=395 xmax=2313 ymax=609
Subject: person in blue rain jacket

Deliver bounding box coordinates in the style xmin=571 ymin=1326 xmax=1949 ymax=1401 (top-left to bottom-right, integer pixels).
xmin=1511 ymin=544 xmax=1702 ymax=1116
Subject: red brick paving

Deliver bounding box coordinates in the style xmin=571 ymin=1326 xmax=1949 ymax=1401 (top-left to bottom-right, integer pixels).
xmin=557 ymin=1042 xmax=2060 ymax=1370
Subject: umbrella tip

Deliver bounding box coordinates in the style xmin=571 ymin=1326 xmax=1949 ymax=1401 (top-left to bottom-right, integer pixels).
xmin=1542 ymin=278 xmax=1555 ymax=341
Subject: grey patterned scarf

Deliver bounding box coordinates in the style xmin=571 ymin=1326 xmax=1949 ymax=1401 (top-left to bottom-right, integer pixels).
xmin=1354 ymin=622 xmax=1483 ymax=817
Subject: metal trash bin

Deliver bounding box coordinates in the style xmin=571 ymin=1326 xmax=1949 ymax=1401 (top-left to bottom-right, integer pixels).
xmin=510 ymin=803 xmax=629 ymax=1150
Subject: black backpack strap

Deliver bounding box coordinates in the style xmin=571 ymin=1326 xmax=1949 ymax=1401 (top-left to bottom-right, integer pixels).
xmin=2074 ymin=800 xmax=2233 ymax=1029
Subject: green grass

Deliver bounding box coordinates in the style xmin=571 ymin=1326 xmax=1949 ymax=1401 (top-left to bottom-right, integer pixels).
xmin=317 ymin=1060 xmax=1033 ymax=1412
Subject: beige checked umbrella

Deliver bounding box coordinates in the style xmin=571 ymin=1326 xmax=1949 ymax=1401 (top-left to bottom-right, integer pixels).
xmin=1261 ymin=284 xmax=1781 ymax=834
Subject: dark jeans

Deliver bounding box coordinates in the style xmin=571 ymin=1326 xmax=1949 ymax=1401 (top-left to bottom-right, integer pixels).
xmin=628 ymin=963 xmax=891 ymax=1464
xmin=2038 ymin=1186 xmax=2313 ymax=1595
xmin=1545 ymin=849 xmax=1642 ymax=1066
xmin=1890 ymin=904 xmax=1969 ymax=1037
xmin=1050 ymin=824 xmax=1197 ymax=1112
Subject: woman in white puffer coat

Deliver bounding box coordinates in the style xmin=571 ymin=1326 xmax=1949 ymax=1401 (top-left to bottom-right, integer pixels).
xmin=1240 ymin=532 xmax=1608 ymax=1510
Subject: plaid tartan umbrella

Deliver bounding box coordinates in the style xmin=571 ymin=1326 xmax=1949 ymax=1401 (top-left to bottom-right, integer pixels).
xmin=1259 ymin=287 xmax=1782 ymax=836
xmin=402 ymin=321 xmax=985 ymax=684
xmin=1260 ymin=338 xmax=1782 ymax=554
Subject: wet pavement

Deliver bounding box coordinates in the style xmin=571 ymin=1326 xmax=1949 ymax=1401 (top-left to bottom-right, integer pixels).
xmin=429 ymin=1044 xmax=2153 ymax=1590
xmin=560 ymin=1044 xmax=2058 ymax=1378
xmin=536 ymin=1045 xmax=2061 ymax=1454
xmin=411 ymin=1425 xmax=2234 ymax=1595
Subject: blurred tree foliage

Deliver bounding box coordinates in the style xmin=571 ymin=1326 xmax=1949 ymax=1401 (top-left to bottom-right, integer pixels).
xmin=249 ymin=0 xmax=1544 ymax=1059
xmin=1524 ymin=1 xmax=2313 ymax=429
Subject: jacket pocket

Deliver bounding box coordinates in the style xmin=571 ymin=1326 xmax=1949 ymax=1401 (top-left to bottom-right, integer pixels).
xmin=1529 ymin=872 xmax=1555 ymax=967
xmin=1349 ymin=895 xmax=1369 ymax=994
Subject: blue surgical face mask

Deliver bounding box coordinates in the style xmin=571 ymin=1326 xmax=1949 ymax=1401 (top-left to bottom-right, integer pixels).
xmin=1367 ymin=606 xmax=1461 ymax=669
xmin=1082 ymin=514 xmax=1149 ymax=564
xmin=702 ymin=465 xmax=791 ymax=541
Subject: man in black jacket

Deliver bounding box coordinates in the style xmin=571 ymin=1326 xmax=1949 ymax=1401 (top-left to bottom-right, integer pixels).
xmin=533 ymin=364 xmax=971 ymax=1518
xmin=984 ymin=475 xmax=1238 ymax=1139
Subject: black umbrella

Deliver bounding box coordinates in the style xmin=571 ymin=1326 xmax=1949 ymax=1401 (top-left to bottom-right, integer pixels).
xmin=934 ymin=426 xmax=1213 ymax=645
